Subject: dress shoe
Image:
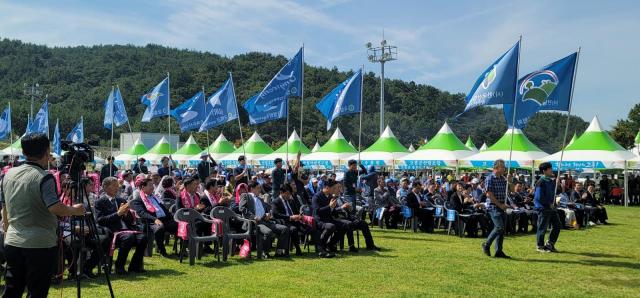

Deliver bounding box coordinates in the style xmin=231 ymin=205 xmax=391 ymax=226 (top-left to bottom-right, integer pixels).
xmin=366 ymin=245 xmax=381 ymax=251
xmin=481 ymin=242 xmax=491 ymax=256
xmin=115 ymin=268 xmax=128 ymax=275
xmin=494 ymin=251 xmax=511 ymax=259
xmin=349 ymin=246 xmax=359 ymax=253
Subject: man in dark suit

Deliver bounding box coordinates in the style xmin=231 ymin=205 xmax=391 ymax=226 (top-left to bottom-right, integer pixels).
xmin=132 ymin=158 xmax=148 ymax=175
xmin=129 ymin=178 xmax=178 ymax=257
xmin=239 ymin=181 xmax=289 ymax=258
xmin=100 ymin=156 xmax=118 ymax=183
xmin=271 ymin=184 xmax=304 ymax=255
xmin=406 ymin=181 xmax=433 ymax=233
xmin=197 ymin=152 xmax=216 ymax=180
xmin=312 ymin=180 xmax=346 ymax=257
xmin=94 ymin=177 xmax=147 ymax=274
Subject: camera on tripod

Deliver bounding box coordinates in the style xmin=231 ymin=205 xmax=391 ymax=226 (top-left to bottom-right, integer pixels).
xmin=61 ymin=141 xmax=95 ymax=180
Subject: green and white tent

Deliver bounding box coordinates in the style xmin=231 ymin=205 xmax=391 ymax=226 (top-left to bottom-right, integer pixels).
xmin=400 ymin=122 xmax=473 ymax=168
xmin=463 ymin=128 xmax=547 ymax=168
xmin=220 ymin=132 xmax=273 ymax=167
xmin=0 ymin=138 xmax=21 ymax=156
xmin=541 ymin=116 xmax=634 ymax=170
xmin=140 ymin=136 xmax=175 ymax=163
xmin=259 ymin=130 xmax=311 ymax=168
xmin=311 ymin=142 xmax=321 ymax=153
xmin=347 ymin=126 xmax=408 ymax=166
xmin=172 ymin=135 xmax=203 ymax=164
xmin=302 ymin=127 xmax=357 ymax=168
xmin=115 ymin=138 xmax=149 ymax=163
xmin=408 ymin=144 xmax=416 ymax=153
xmin=567 ymin=132 xmax=578 ymax=147
xmin=192 ymin=133 xmax=237 ymax=162
xmin=479 ymin=143 xmax=488 ymax=151
xmin=631 ymin=131 xmax=640 ymax=168
xmin=465 ymin=136 xmax=478 ymax=152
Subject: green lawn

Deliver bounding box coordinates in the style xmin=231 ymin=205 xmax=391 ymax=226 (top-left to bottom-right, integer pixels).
xmin=50 ymin=206 xmax=640 ymax=297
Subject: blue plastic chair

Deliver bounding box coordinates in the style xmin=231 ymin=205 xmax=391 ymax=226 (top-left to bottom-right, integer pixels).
xmin=401 ymin=206 xmax=414 ymax=231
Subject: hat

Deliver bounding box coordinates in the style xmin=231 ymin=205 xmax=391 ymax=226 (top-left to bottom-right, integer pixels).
xmin=311 ymin=177 xmax=318 ymax=183
xmin=138 ymin=157 xmax=146 ymax=162
xmin=400 ymin=177 xmax=408 ymax=182
xmin=238 ymin=155 xmax=245 ymax=161
xmin=385 ymin=178 xmax=392 ymax=184
xmin=200 ymin=152 xmax=209 ymax=157
xmin=471 ymin=178 xmax=480 ymax=184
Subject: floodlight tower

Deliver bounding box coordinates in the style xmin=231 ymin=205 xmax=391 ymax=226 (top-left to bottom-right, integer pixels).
xmin=23 ymin=82 xmax=42 ymax=119
xmin=367 ymin=32 xmax=397 ymax=135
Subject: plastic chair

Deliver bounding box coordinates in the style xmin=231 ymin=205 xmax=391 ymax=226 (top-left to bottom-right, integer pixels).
xmin=209 ymin=206 xmax=257 ymax=261
xmin=401 ymin=206 xmax=414 ymax=232
xmin=173 ymin=208 xmax=218 ymax=266
xmin=433 ymin=206 xmax=444 ymax=230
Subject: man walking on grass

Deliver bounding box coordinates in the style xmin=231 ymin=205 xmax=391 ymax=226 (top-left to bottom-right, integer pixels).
xmin=534 ymin=162 xmax=561 ymax=253
xmin=481 ymin=159 xmax=511 ymax=258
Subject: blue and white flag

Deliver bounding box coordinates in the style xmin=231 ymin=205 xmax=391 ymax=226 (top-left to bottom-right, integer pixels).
xmin=53 ymin=119 xmax=61 ymax=156
xmin=243 ymin=48 xmax=302 ymax=124
xmin=29 ymin=99 xmax=49 ymax=135
xmin=504 ymin=52 xmax=578 ymax=128
xmin=171 ymin=91 xmax=206 ymax=132
xmin=0 ymin=106 xmax=11 ymax=140
xmin=199 ymin=76 xmax=239 ymax=131
xmin=316 ymin=69 xmax=362 ymax=130
xmin=67 ymin=117 xmax=84 ymax=143
xmin=460 ymin=41 xmax=520 ymax=115
xmin=141 ymin=77 xmax=170 ymax=122
xmin=104 ymin=86 xmax=129 ymax=129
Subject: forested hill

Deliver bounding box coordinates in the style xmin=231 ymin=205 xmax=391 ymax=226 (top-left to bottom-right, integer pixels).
xmin=0 ymin=38 xmax=587 ymax=153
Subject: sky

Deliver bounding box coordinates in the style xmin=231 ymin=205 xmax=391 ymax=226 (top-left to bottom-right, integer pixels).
xmin=0 ymin=0 xmax=638 ymax=128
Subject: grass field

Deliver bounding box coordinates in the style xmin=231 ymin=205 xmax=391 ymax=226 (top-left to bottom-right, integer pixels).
xmin=49 ymin=206 xmax=640 ymax=297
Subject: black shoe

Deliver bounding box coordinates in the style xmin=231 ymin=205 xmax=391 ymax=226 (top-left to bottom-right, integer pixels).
xmin=295 ymin=248 xmax=303 ymax=256
xmin=481 ymin=242 xmax=491 ymax=256
xmin=366 ymin=245 xmax=381 ymax=251
xmin=318 ymin=251 xmax=335 ymax=258
xmin=328 ymin=246 xmax=338 ymax=253
xmin=545 ymin=242 xmax=558 ymax=253
xmin=202 ymin=246 xmax=215 ymax=254
xmin=494 ymin=251 xmax=511 ymax=259
xmin=115 ymin=268 xmax=128 ymax=275
xmin=83 ymin=270 xmax=98 ymax=279
xmin=349 ymin=246 xmax=359 ymax=253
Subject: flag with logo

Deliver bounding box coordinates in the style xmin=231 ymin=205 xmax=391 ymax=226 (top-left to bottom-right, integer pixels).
xmin=243 ymin=48 xmax=302 ymax=124
xmin=0 ymin=106 xmax=11 ymax=140
xmin=316 ymin=69 xmax=362 ymax=130
xmin=200 ymin=75 xmax=239 ymax=131
xmin=29 ymin=99 xmax=49 ymax=135
xmin=67 ymin=117 xmax=84 ymax=143
xmin=171 ymin=91 xmax=206 ymax=132
xmin=104 ymin=86 xmax=129 ymax=129
xmin=141 ymin=77 xmax=170 ymax=122
xmin=459 ymin=41 xmax=520 ymax=116
xmin=504 ymin=52 xmax=578 ymax=128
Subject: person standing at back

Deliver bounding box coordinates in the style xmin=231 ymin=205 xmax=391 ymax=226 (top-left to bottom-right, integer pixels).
xmin=1 ymin=133 xmax=85 ymax=297
xmin=481 ymin=159 xmax=511 ymax=258
xmin=534 ymin=162 xmax=562 ymax=253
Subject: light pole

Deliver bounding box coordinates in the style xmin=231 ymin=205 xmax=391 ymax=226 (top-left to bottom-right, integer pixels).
xmin=23 ymin=83 xmax=42 ymax=119
xmin=367 ymin=34 xmax=397 ymax=135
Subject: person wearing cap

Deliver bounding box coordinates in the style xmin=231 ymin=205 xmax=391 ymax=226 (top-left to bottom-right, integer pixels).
xmin=374 ymin=177 xmax=401 ymax=228
xmin=234 ymin=155 xmax=251 ymax=186
xmin=132 ymin=157 xmax=148 ymax=175
xmin=272 ymin=157 xmax=286 ymax=199
xmin=197 ymin=152 xmax=217 ymax=181
xmin=100 ymin=156 xmax=119 ymax=183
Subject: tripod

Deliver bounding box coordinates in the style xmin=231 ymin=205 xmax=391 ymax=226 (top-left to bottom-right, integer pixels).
xmin=67 ymin=176 xmax=115 ymax=298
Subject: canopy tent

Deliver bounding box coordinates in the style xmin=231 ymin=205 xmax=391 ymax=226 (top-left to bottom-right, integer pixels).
xmin=191 ymin=133 xmax=237 ymax=163
xmin=541 ymin=116 xmax=635 ymax=170
xmin=259 ymin=130 xmax=311 ymax=168
xmin=172 ymin=135 xmax=203 ymax=164
xmin=408 ymin=144 xmax=416 ymax=153
xmin=400 ymin=122 xmax=473 ymax=168
xmin=140 ymin=136 xmax=175 ymax=164
xmin=219 ymin=132 xmax=273 ymax=167
xmin=631 ymin=130 xmax=640 ymax=167
xmin=0 ymin=138 xmax=21 ymax=156
xmin=567 ymin=132 xmax=578 ymax=147
xmin=311 ymin=142 xmax=321 ymax=153
xmin=479 ymin=143 xmax=488 ymax=151
xmin=462 ymin=128 xmax=547 ymax=169
xmin=302 ymin=127 xmax=357 ymax=169
xmin=115 ymin=138 xmax=149 ymax=163
xmin=347 ymin=126 xmax=408 ymax=167
xmin=465 ymin=136 xmax=478 ymax=152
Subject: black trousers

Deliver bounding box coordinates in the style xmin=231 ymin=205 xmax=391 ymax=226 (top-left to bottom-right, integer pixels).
xmin=114 ymin=233 xmax=147 ymax=271
xmin=151 ymin=217 xmax=178 ymax=254
xmin=3 ymin=245 xmax=57 ymax=298
xmin=64 ymin=233 xmax=110 ymax=276
xmin=415 ymin=208 xmax=434 ymax=232
xmin=257 ymin=221 xmax=290 ymax=253
xmin=316 ymin=219 xmax=343 ymax=251
xmin=338 ymin=218 xmax=375 ymax=248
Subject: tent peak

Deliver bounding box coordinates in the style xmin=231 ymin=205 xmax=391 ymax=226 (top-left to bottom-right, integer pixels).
xmin=437 ymin=122 xmax=454 ymax=134
xmin=329 ymin=127 xmax=346 ymax=140
xmin=585 ymin=116 xmax=603 ymax=132
xmin=380 ymin=126 xmax=396 ymax=138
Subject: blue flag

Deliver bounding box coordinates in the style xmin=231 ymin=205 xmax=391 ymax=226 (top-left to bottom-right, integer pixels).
xmin=199 ymin=76 xmax=239 ymax=131
xmin=504 ymin=52 xmax=578 ymax=128
xmin=29 ymin=99 xmax=49 ymax=135
xmin=0 ymin=106 xmax=11 ymax=140
xmin=316 ymin=69 xmax=362 ymax=130
xmin=67 ymin=117 xmax=84 ymax=143
xmin=104 ymin=87 xmax=129 ymax=129
xmin=141 ymin=77 xmax=170 ymax=122
xmin=460 ymin=41 xmax=520 ymax=115
xmin=53 ymin=119 xmax=61 ymax=156
xmin=25 ymin=115 xmax=33 ymax=135
xmin=244 ymin=48 xmax=302 ymax=124
xmin=171 ymin=91 xmax=206 ymax=132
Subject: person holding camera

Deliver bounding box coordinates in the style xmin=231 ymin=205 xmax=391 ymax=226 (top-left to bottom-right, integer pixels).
xmin=1 ymin=133 xmax=85 ymax=297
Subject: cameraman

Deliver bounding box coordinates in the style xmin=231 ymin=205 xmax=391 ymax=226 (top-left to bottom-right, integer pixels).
xmin=1 ymin=133 xmax=85 ymax=297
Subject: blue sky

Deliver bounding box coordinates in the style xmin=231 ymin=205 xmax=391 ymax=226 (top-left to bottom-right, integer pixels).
xmin=1 ymin=0 xmax=638 ymax=128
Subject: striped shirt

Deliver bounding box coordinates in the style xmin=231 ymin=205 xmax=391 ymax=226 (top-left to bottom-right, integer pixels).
xmin=485 ymin=173 xmax=507 ymax=211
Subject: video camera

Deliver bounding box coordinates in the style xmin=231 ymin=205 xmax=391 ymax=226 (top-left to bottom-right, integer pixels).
xmin=61 ymin=141 xmax=95 ymax=180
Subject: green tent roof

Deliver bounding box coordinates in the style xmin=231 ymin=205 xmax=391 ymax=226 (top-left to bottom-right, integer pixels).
xmin=364 ymin=126 xmax=408 ymax=153
xmin=465 ymin=136 xmax=477 ymax=151
xmin=567 ymin=133 xmax=578 ymax=147
xmin=487 ymin=129 xmax=543 ymax=152
xmin=125 ymin=138 xmax=149 ymax=155
xmin=233 ymin=132 xmax=273 ymax=154
xmin=6 ymin=138 xmax=21 ymax=150
xmin=311 ymin=142 xmax=321 ymax=153
xmin=273 ymin=130 xmax=311 ymax=154
xmin=204 ymin=133 xmax=236 ymax=154
xmin=479 ymin=143 xmax=488 ymax=151
xmin=635 ymin=130 xmax=640 ymax=144
xmin=146 ymin=137 xmax=175 ymax=154
xmin=318 ymin=128 xmax=357 ymax=153
xmin=174 ymin=135 xmax=202 ymax=155
xmin=565 ymin=116 xmax=626 ymax=151
xmin=418 ymin=122 xmax=469 ymax=151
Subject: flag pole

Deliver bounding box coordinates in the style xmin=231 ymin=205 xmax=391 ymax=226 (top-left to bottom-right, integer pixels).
xmin=506 ymin=36 xmax=522 ymax=198
xmin=299 ymin=44 xmax=305 ymax=140
xmin=202 ymin=85 xmax=211 ymax=156
xmin=357 ymin=66 xmax=364 ymax=175
xmin=229 ymin=72 xmax=247 ymax=178
xmin=554 ymin=48 xmax=581 ymax=197
xmin=110 ymin=86 xmax=115 ymax=178
xmin=167 ymin=72 xmax=172 ymax=172
xmin=8 ymin=101 xmax=13 ymax=158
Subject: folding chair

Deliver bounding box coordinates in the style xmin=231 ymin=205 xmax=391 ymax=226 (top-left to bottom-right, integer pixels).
xmin=173 ymin=208 xmax=218 ymax=266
